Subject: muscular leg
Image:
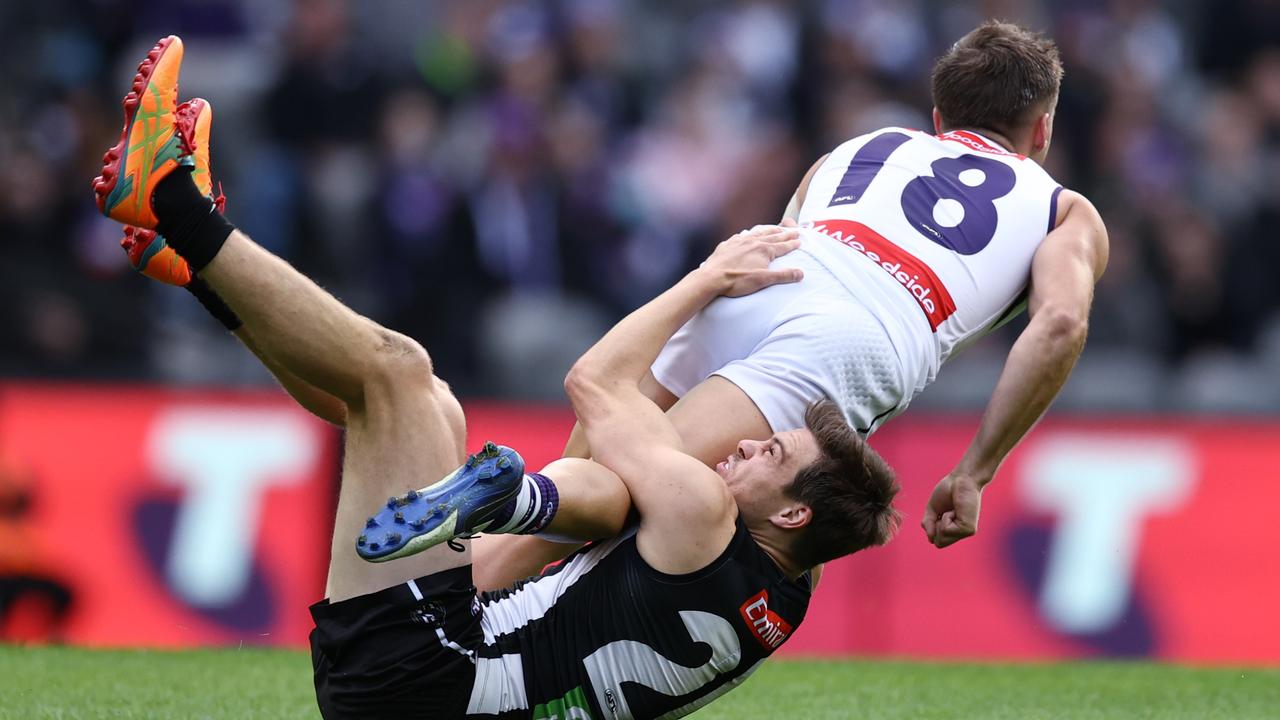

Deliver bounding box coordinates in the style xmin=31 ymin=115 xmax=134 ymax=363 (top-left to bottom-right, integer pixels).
xmin=198 ymin=230 xmax=470 ymax=602
xmin=199 ymin=231 xmax=393 ymax=407
xmin=473 ymin=375 xmax=770 ymax=591
xmin=234 ymin=326 xmax=347 ymax=427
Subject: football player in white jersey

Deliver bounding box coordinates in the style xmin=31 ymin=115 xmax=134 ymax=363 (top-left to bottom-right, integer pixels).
xmin=476 ymin=19 xmax=1108 ymax=587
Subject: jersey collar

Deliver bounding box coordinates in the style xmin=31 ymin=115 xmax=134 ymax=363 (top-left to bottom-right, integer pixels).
xmin=939 ymin=129 xmax=1025 ymax=159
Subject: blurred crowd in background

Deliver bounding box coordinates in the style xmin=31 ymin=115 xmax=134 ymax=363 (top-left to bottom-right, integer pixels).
xmin=1 ymin=0 xmax=1277 ymax=409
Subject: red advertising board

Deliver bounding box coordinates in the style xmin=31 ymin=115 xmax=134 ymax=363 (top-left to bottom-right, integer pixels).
xmin=0 ymin=383 xmax=338 ymax=648
xmin=798 ymin=416 xmax=1280 ymax=664
xmin=2 ymin=386 xmax=1277 ymax=662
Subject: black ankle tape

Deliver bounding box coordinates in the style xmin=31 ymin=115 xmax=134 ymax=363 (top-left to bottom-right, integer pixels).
xmin=185 ymin=275 xmax=242 ymax=331
xmin=153 ymin=168 xmax=235 ymax=271
xmin=173 ymin=209 xmax=235 ymax=272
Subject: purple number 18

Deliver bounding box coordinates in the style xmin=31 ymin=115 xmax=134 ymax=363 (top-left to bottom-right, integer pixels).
xmin=828 ymin=131 xmax=1016 ymax=255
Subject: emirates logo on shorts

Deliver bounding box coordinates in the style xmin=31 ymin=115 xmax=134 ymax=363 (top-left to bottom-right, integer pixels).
xmin=739 ymin=589 xmax=793 ymax=650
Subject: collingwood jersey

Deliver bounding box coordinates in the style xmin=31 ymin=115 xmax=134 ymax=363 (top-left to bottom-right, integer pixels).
xmin=464 ymin=518 xmax=811 ymax=719
xmin=794 ymin=127 xmax=1063 ymax=421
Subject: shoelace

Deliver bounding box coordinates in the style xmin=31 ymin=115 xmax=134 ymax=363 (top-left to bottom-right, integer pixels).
xmin=447 ymin=533 xmax=478 ymax=553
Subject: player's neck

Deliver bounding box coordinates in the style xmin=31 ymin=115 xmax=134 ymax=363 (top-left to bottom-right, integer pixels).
xmin=951 ymin=126 xmax=1020 ymax=154
xmin=750 ymin=529 xmax=807 ymax=580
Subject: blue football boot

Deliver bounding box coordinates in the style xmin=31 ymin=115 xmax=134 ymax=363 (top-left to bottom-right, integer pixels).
xmin=356 ymin=442 xmax=525 ymax=563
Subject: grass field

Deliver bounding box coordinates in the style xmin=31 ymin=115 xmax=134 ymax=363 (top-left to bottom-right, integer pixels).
xmin=2 ymin=646 xmax=1277 ymax=719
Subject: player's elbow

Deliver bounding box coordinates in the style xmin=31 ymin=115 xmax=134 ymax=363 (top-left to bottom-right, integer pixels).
xmin=1036 ymin=305 xmax=1089 ymax=349
xmin=564 ymin=360 xmax=605 ymax=406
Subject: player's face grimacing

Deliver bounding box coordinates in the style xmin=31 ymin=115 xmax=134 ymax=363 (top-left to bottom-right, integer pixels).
xmin=717 ymin=429 xmax=820 ymax=524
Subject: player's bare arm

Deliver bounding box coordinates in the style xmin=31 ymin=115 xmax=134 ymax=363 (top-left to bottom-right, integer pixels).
xmin=564 ymin=150 xmax=824 ymax=461
xmin=561 ymin=146 xmax=824 ymax=461
xmin=565 ymin=227 xmax=804 ymax=573
xmin=560 ymin=370 xmax=675 ymax=459
xmin=923 ymin=190 xmax=1109 ymax=548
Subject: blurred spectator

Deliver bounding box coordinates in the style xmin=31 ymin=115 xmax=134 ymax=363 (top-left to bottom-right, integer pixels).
xmin=1 ymin=0 xmax=1277 ymax=412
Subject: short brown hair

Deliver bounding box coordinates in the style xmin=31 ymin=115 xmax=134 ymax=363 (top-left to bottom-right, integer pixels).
xmin=785 ymin=401 xmax=901 ymax=568
xmin=931 ymin=20 xmax=1063 ymax=136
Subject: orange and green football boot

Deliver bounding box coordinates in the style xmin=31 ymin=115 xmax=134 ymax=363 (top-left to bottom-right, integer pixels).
xmin=120 ymin=98 xmax=225 ymax=287
xmin=92 ymin=35 xmax=191 ymax=230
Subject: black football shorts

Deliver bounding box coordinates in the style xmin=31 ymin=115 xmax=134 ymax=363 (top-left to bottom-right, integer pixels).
xmin=310 ymin=565 xmax=482 ymax=719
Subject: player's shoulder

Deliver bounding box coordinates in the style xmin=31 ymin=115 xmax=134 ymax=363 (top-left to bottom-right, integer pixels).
xmin=633 ymin=450 xmax=738 ymax=575
xmin=1053 ymin=189 xmax=1105 ymax=229
xmin=1043 ymin=188 xmax=1110 ymax=276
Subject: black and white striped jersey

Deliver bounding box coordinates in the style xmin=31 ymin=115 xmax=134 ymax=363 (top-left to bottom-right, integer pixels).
xmin=464 ymin=517 xmax=812 ymax=720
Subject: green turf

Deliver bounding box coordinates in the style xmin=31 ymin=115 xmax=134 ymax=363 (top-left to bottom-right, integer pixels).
xmin=1 ymin=646 xmax=1276 ymax=719
xmin=690 ymin=659 xmax=1280 ymax=720
xmin=0 ymin=646 xmax=315 ymax=720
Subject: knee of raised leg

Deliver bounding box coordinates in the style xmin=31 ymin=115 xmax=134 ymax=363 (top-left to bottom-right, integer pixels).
xmin=370 ymin=330 xmax=436 ymax=388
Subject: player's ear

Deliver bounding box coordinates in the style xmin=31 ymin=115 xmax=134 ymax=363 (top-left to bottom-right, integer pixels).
xmin=1032 ymin=111 xmax=1051 ymax=153
xmin=932 ymin=107 xmax=943 ymax=134
xmin=772 ymin=502 xmax=811 ymax=531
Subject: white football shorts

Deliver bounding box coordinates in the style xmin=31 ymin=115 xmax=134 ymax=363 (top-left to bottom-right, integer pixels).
xmin=652 ymin=249 xmax=908 ymax=435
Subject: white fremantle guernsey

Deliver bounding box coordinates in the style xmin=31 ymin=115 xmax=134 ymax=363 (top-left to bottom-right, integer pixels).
xmin=793 ymin=127 xmax=1063 ymax=423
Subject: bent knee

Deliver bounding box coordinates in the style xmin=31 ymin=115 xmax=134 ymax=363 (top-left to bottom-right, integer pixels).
xmin=368 ymin=330 xmax=436 ymax=389
xmin=361 ymin=332 xmax=463 ymax=434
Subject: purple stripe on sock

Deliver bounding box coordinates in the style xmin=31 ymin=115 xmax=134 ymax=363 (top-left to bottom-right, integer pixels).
xmin=525 ymin=472 xmax=559 ymax=535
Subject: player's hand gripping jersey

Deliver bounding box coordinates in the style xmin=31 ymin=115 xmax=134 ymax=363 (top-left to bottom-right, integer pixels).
xmin=654 ymin=127 xmax=1062 ymax=434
